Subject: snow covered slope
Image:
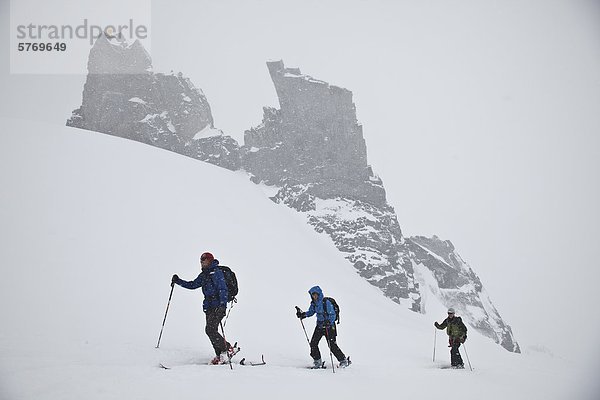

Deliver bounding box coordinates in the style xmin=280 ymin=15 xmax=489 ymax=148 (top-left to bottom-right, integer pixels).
xmin=0 ymin=118 xmax=592 ymax=400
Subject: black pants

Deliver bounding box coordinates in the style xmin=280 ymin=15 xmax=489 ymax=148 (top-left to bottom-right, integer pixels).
xmin=310 ymin=324 xmax=346 ymax=362
xmin=450 ymin=340 xmax=464 ymax=366
xmin=205 ymin=308 xmax=230 ymax=356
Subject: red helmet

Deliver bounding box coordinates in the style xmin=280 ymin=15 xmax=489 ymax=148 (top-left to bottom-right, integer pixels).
xmin=200 ymin=252 xmax=214 ymax=263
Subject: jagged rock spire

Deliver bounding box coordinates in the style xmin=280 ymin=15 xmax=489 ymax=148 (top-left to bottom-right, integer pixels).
xmin=67 ymin=34 xmax=239 ymax=170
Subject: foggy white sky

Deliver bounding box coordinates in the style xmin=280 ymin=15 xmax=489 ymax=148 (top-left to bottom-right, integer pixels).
xmin=1 ymin=0 xmax=599 ymax=363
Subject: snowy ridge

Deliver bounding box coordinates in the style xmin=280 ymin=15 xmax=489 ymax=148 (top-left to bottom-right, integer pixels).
xmin=0 ymin=118 xmax=581 ymax=399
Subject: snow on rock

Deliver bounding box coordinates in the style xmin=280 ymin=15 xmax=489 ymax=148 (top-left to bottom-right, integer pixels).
xmin=128 ymin=97 xmax=147 ymax=104
xmin=193 ymin=125 xmax=224 ymax=140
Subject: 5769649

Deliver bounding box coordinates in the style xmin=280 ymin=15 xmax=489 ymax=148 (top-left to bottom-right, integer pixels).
xmin=17 ymin=42 xmax=67 ymax=51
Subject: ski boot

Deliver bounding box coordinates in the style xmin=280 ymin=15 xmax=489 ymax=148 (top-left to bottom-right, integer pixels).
xmin=339 ymin=356 xmax=352 ymax=368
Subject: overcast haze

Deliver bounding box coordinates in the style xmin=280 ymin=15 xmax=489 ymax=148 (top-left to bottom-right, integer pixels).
xmin=1 ymin=0 xmax=599 ymax=366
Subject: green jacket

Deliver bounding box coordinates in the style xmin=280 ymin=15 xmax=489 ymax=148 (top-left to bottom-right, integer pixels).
xmin=437 ymin=316 xmax=467 ymax=338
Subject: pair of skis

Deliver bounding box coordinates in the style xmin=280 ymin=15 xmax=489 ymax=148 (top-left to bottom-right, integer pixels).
xmin=159 ymin=354 xmax=266 ymax=369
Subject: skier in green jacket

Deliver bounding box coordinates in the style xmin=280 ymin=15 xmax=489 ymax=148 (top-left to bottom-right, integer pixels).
xmin=434 ymin=307 xmax=467 ymax=368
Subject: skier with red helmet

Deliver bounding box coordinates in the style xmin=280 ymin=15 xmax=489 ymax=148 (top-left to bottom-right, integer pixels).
xmin=172 ymin=252 xmax=237 ymax=364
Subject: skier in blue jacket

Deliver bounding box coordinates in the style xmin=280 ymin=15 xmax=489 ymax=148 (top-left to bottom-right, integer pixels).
xmin=172 ymin=252 xmax=236 ymax=364
xmin=296 ymin=286 xmax=350 ymax=368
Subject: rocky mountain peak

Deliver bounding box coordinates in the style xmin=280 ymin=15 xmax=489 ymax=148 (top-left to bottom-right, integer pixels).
xmin=87 ymin=33 xmax=152 ymax=75
xmin=244 ymin=60 xmax=384 ymax=206
xmin=67 ymin=35 xmax=240 ymax=170
xmin=266 ymin=60 xmax=356 ymax=135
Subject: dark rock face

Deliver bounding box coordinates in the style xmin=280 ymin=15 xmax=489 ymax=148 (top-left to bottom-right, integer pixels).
xmin=408 ymin=236 xmax=521 ymax=353
xmin=243 ymin=61 xmax=519 ymax=352
xmin=243 ymin=61 xmax=385 ymax=206
xmin=67 ymin=34 xmax=240 ymax=170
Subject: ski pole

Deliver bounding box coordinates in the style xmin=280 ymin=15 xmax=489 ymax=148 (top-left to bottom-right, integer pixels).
xmin=462 ymin=342 xmax=473 ymax=371
xmin=156 ymin=283 xmax=175 ymax=349
xmin=295 ymin=306 xmax=310 ymax=345
xmin=433 ymin=327 xmax=437 ymax=362
xmin=324 ymin=326 xmax=336 ymax=374
xmin=223 ymin=299 xmax=236 ymax=328
xmin=220 ymin=321 xmax=233 ymax=370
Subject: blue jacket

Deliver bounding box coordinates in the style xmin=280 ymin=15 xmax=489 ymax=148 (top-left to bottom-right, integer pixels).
xmin=305 ymin=286 xmax=336 ymax=327
xmin=174 ymin=259 xmax=228 ymax=312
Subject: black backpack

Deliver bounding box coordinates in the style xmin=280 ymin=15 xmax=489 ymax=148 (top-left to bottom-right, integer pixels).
xmin=218 ymin=265 xmax=238 ymax=302
xmin=323 ymin=297 xmax=340 ymax=324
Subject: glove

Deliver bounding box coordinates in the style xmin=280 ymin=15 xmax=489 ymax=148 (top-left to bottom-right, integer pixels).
xmin=434 ymin=322 xmax=440 ymax=328
xmin=171 ymin=274 xmax=179 ymax=285
xmin=296 ymin=311 xmax=306 ymax=319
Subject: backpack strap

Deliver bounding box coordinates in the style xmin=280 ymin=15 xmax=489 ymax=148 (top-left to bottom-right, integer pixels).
xmin=207 ymin=266 xmax=226 ymax=303
xmin=322 ymin=298 xmax=333 ymax=324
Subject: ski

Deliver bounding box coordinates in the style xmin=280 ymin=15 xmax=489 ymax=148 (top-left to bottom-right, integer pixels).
xmin=240 ymin=355 xmax=266 ymax=366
